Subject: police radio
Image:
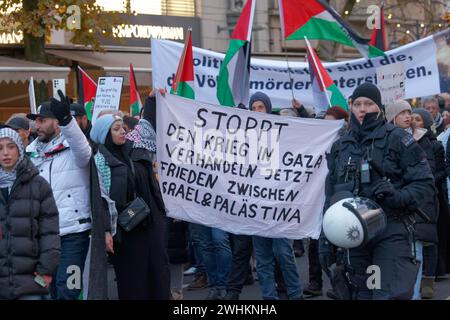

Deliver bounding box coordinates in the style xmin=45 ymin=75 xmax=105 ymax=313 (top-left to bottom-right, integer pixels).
xmin=360 ymin=160 xmax=371 ymax=184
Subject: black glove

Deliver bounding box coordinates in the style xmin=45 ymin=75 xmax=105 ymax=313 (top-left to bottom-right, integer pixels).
xmin=50 ymin=89 xmax=72 ymax=126
xmin=371 ymin=178 xmax=395 ymax=199
xmin=371 ymin=179 xmax=407 ymax=210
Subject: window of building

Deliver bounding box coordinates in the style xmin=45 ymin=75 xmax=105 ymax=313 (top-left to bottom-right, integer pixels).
xmin=95 ymin=0 xmax=199 ymax=17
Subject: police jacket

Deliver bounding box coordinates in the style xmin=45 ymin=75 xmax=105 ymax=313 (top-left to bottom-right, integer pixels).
xmin=325 ymin=112 xmax=436 ymax=223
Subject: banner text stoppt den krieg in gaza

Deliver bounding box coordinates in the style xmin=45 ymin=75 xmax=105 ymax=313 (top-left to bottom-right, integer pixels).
xmin=156 ymin=93 xmax=342 ymax=239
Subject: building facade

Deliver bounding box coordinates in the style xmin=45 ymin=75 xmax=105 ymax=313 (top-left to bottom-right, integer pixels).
xmin=0 ymin=0 xmax=448 ymax=119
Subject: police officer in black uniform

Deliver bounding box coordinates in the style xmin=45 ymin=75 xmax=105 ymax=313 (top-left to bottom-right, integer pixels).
xmin=324 ymin=83 xmax=436 ymax=299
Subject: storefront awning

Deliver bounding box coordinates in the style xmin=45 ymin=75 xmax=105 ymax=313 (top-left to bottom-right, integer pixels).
xmin=0 ymin=56 xmax=70 ymax=84
xmin=47 ymin=48 xmax=152 ymax=86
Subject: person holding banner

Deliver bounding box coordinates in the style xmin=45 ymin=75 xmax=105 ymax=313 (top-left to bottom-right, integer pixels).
xmin=325 ymin=83 xmax=436 ymax=299
xmin=26 ymin=93 xmax=93 ymax=300
xmin=90 ymin=110 xmax=170 ymax=300
xmin=249 ymin=91 xmax=303 ymax=300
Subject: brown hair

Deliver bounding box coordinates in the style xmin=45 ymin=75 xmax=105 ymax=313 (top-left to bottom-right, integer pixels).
xmin=325 ymin=106 xmax=349 ymax=120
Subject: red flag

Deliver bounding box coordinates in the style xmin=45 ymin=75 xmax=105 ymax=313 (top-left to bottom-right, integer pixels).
xmin=129 ymin=64 xmax=143 ymax=116
xmin=171 ymin=29 xmax=195 ymax=99
xmin=369 ymin=3 xmax=386 ymax=51
xmin=77 ymin=66 xmax=97 ymax=121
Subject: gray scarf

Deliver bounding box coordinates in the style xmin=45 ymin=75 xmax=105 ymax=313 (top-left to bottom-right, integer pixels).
xmin=0 ymin=128 xmax=25 ymax=189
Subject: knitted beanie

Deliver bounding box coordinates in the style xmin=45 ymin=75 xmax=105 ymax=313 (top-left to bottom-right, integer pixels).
xmin=385 ymin=100 xmax=412 ymax=123
xmin=249 ymin=91 xmax=272 ymax=114
xmin=90 ymin=114 xmax=122 ymax=144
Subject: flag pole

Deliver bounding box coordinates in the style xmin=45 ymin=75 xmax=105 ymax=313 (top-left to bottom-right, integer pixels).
xmin=304 ymin=36 xmax=332 ymax=109
xmin=283 ymin=39 xmax=295 ymax=101
xmin=29 ymin=77 xmax=37 ymax=114
xmin=279 ymin=0 xmax=295 ymax=101
xmin=77 ymin=65 xmax=96 ymax=86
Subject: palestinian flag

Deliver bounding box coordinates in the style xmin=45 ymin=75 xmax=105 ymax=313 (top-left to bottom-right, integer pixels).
xmin=129 ymin=64 xmax=143 ymax=117
xmin=369 ymin=2 xmax=387 ymax=52
xmin=305 ymin=37 xmax=348 ymax=113
xmin=171 ymin=29 xmax=195 ymax=99
xmin=216 ymin=0 xmax=255 ymax=107
xmin=279 ymin=0 xmax=385 ymax=58
xmin=77 ymin=66 xmax=97 ymax=121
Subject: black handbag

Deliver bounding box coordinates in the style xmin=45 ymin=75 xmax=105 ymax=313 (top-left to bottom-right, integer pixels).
xmin=117 ymin=197 xmax=151 ymax=232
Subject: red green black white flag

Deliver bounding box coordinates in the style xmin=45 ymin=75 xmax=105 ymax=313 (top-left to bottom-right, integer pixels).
xmin=279 ymin=0 xmax=385 ymax=58
xmin=171 ymin=28 xmax=195 ymax=99
xmin=216 ymin=0 xmax=255 ymax=107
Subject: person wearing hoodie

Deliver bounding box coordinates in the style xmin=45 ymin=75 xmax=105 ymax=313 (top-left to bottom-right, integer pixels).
xmin=26 ymin=92 xmax=92 ymax=300
xmin=247 ymin=92 xmax=303 ymax=300
xmin=412 ymin=108 xmax=448 ymax=298
xmin=325 ymin=83 xmax=435 ymax=299
xmin=0 ymin=128 xmax=60 ymax=300
xmin=385 ymin=101 xmax=439 ymax=300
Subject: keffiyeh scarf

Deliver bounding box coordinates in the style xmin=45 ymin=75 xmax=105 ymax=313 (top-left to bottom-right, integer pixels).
xmin=125 ymin=119 xmax=157 ymax=153
xmin=0 ymin=128 xmax=25 ymax=188
xmin=29 ymin=133 xmax=68 ymax=167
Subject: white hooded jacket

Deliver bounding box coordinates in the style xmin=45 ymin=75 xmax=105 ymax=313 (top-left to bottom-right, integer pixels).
xmin=27 ymin=118 xmax=92 ymax=236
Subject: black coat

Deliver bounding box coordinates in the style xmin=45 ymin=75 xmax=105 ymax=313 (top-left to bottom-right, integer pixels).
xmin=428 ymin=133 xmax=447 ymax=186
xmin=100 ymin=142 xmax=170 ymax=299
xmin=86 ymin=156 xmax=108 ymax=300
xmin=444 ymin=135 xmax=450 ymax=179
xmin=415 ymin=133 xmax=440 ymax=243
xmin=0 ymin=157 xmax=60 ymax=299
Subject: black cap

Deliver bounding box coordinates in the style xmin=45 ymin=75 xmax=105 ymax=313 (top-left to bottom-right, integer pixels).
xmin=70 ymin=103 xmax=86 ymax=117
xmin=5 ymin=116 xmax=30 ymax=131
xmin=352 ymin=83 xmax=383 ymax=110
xmin=26 ymin=102 xmax=56 ymax=120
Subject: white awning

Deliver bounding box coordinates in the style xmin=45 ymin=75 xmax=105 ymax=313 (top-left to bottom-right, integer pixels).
xmin=0 ymin=56 xmax=70 ymax=84
xmin=47 ymin=48 xmax=152 ymax=86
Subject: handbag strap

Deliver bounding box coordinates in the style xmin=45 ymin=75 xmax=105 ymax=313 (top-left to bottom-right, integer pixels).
xmin=128 ymin=160 xmax=138 ymax=199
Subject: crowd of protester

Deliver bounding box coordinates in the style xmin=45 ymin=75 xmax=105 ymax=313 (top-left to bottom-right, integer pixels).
xmin=0 ymin=86 xmax=449 ymax=300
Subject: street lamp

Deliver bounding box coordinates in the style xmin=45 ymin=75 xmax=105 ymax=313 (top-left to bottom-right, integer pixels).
xmin=390 ymin=19 xmax=447 ymax=49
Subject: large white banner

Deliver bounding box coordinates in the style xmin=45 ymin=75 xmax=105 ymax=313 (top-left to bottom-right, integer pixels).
xmin=156 ymin=93 xmax=342 ymax=239
xmin=152 ymin=29 xmax=450 ymax=108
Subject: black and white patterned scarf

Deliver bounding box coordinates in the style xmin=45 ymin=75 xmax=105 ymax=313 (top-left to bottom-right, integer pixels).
xmin=125 ymin=119 xmax=157 ymax=153
xmin=0 ymin=128 xmax=25 ymax=189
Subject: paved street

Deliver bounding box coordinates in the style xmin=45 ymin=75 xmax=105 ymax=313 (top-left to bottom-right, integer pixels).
xmin=107 ymin=242 xmax=450 ymax=300
xmin=182 ymin=253 xmax=450 ymax=300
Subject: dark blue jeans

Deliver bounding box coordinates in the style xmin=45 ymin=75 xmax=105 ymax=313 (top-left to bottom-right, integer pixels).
xmin=188 ymin=223 xmax=206 ymax=273
xmin=253 ymin=236 xmax=302 ymax=300
xmin=190 ymin=224 xmax=231 ymax=289
xmin=50 ymin=230 xmax=90 ymax=300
